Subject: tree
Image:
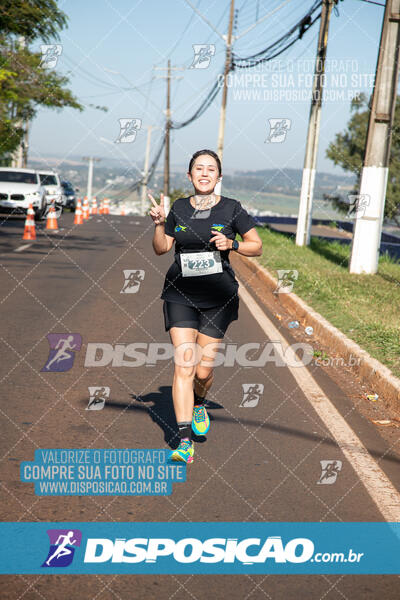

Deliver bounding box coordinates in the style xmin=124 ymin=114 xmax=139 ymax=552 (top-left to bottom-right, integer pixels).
xmin=0 ymin=0 xmax=82 ymax=165
xmin=326 ymin=93 xmax=400 ymax=224
xmin=0 ymin=0 xmax=67 ymax=42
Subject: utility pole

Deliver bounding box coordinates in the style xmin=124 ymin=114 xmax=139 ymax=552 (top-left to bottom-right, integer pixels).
xmin=141 ymin=125 xmax=152 ymax=216
xmin=154 ymin=62 xmax=183 ymax=212
xmin=295 ymin=0 xmax=334 ymax=247
xmin=164 ymin=60 xmax=171 ymax=200
xmin=83 ymin=157 xmax=101 ymax=203
xmin=217 ymin=0 xmax=235 ymax=163
xmin=350 ymin=0 xmax=400 ymax=274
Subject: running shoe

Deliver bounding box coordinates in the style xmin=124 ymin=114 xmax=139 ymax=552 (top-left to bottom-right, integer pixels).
xmin=168 ymin=439 xmax=194 ymax=463
xmin=192 ymin=405 xmax=210 ymax=436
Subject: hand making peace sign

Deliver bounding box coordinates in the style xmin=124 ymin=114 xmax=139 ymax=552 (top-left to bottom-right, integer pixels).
xmin=148 ymin=192 xmax=166 ymax=225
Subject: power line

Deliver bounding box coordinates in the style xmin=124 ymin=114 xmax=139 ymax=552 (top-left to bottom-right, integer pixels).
xmin=123 ymin=0 xmax=325 ymax=195
xmin=126 ymin=130 xmax=166 ymax=194
xmin=170 ymin=76 xmax=223 ymax=129
xmin=235 ymin=0 xmax=294 ymax=41
xmin=154 ymin=0 xmax=202 ymax=66
xmin=233 ymin=0 xmax=323 ymax=68
xmin=165 ymin=2 xmax=323 ymax=128
xmin=235 ymin=5 xmax=310 ymax=55
xmin=356 ymin=0 xmax=385 ymax=6
xmin=63 ymin=55 xmax=123 ymax=89
xmin=182 ymin=0 xmax=226 ymax=41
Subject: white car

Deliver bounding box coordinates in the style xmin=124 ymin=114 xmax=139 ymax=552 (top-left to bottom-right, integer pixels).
xmin=38 ymin=170 xmax=66 ymax=207
xmin=0 ymin=168 xmax=47 ymax=219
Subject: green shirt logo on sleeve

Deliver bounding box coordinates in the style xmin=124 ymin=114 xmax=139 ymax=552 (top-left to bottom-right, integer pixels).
xmin=174 ymin=224 xmax=187 ymax=232
xmin=211 ymin=224 xmax=224 ymax=231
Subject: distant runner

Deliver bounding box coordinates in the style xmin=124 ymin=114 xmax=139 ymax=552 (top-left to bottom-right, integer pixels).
xmin=149 ymin=149 xmax=262 ymax=464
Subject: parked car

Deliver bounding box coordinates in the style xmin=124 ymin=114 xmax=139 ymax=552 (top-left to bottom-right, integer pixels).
xmin=38 ymin=170 xmax=66 ymax=208
xmin=61 ymin=180 xmax=77 ymax=211
xmin=0 ymin=167 xmax=47 ymax=219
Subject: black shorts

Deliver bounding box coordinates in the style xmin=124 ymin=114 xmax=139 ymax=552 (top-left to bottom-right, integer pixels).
xmin=163 ymin=298 xmax=239 ymax=339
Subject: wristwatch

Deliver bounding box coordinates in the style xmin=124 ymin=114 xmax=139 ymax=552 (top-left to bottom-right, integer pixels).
xmin=231 ymin=239 xmax=239 ymax=252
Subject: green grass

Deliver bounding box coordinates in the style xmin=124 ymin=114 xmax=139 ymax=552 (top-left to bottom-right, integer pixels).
xmin=256 ymin=227 xmax=400 ymax=378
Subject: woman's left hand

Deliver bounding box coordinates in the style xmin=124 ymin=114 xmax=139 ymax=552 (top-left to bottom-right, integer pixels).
xmin=209 ymin=229 xmax=232 ymax=250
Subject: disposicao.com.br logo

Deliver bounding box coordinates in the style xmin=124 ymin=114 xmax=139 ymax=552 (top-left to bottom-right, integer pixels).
xmin=83 ymin=536 xmax=363 ymax=566
xmin=1 ymin=522 xmax=393 ymax=574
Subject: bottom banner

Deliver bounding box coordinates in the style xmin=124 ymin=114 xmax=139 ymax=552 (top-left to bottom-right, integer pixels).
xmin=1 ymin=522 xmax=399 ymax=574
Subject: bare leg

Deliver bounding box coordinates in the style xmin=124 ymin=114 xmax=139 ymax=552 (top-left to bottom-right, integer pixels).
xmin=193 ymin=332 xmax=223 ymax=400
xmin=169 ymin=326 xmax=198 ymax=423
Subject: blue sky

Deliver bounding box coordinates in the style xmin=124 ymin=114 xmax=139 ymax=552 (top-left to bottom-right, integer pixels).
xmin=30 ymin=0 xmax=385 ymax=176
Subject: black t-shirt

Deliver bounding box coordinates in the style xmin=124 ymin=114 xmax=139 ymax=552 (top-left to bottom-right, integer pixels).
xmin=160 ymin=195 xmax=257 ymax=308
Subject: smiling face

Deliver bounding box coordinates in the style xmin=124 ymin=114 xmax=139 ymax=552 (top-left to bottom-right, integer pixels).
xmin=187 ymin=154 xmax=221 ymax=195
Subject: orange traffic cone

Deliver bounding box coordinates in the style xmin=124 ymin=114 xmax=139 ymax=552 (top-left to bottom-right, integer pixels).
xmin=120 ymin=204 xmax=126 ymax=216
xmin=45 ymin=205 xmax=58 ymax=230
xmin=74 ymin=199 xmax=83 ymax=225
xmin=103 ymin=198 xmax=110 ymax=215
xmin=91 ymin=197 xmax=98 ymax=215
xmin=23 ymin=204 xmax=36 ymax=240
xmin=99 ymin=201 xmax=104 ymax=215
xmin=82 ymin=197 xmax=90 ymax=220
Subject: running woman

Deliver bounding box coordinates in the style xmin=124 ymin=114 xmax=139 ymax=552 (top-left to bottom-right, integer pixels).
xmin=149 ymin=149 xmax=262 ymax=463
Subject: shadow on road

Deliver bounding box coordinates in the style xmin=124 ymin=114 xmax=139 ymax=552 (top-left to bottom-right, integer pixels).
xmin=103 ymin=387 xmax=223 ymax=448
xmin=99 ymin=390 xmax=400 ymax=467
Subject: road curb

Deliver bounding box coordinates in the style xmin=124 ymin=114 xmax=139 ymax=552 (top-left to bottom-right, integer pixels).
xmin=235 ymin=254 xmax=400 ymax=412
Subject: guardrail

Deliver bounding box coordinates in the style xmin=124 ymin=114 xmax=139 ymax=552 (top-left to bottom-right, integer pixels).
xmin=252 ymin=216 xmax=400 ymax=260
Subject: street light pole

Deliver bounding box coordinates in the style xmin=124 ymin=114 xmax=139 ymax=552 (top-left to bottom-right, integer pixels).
xmin=141 ymin=125 xmax=153 ymax=216
xmin=164 ymin=60 xmax=171 ymax=200
xmin=83 ymin=157 xmax=101 ymax=203
xmin=295 ymin=0 xmax=334 ymax=247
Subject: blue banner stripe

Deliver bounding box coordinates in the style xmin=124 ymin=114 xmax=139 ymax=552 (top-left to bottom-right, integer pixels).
xmin=1 ymin=523 xmax=400 ymax=574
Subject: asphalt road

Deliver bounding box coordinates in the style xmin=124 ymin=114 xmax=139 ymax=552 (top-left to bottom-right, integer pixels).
xmin=0 ymin=211 xmax=399 ymax=599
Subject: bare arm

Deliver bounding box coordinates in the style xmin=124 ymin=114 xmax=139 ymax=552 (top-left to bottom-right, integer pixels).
xmin=152 ymin=224 xmax=174 ymax=255
xmin=148 ymin=192 xmax=175 ymax=255
xmin=234 ymin=227 xmax=263 ymax=256
xmin=209 ymin=226 xmax=263 ymax=256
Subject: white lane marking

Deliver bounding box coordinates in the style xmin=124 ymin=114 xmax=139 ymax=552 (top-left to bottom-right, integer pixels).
xmin=238 ymin=281 xmax=400 ymax=522
xmin=14 ymin=244 xmax=32 ymax=252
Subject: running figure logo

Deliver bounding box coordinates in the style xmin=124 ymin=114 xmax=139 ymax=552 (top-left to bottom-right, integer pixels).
xmin=115 ymin=118 xmax=142 ymax=143
xmin=189 ymin=44 xmax=216 ymax=69
xmin=346 ymin=194 xmax=370 ymax=219
xmin=239 ymin=384 xmax=264 ymax=408
xmin=42 ymin=529 xmax=82 ymax=567
xmin=40 ymin=44 xmax=62 ymax=68
xmin=273 ymin=269 xmax=298 ymax=294
xmin=174 ymin=224 xmax=187 ymax=232
xmin=265 ymin=118 xmax=291 ymax=143
xmin=43 ymin=202 xmax=63 ymax=219
xmin=41 ymin=334 xmax=82 ymax=372
xmin=120 ymin=269 xmax=145 ymax=294
xmin=317 ymin=460 xmax=343 ymax=484
xmin=86 ymin=386 xmax=110 ymax=410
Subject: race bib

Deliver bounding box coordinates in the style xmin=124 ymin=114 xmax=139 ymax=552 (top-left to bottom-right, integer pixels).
xmin=180 ymin=251 xmax=223 ymax=277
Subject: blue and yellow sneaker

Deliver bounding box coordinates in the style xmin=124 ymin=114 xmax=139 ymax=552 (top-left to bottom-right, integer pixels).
xmin=192 ymin=405 xmax=210 ymax=436
xmin=168 ymin=439 xmax=194 ymax=463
